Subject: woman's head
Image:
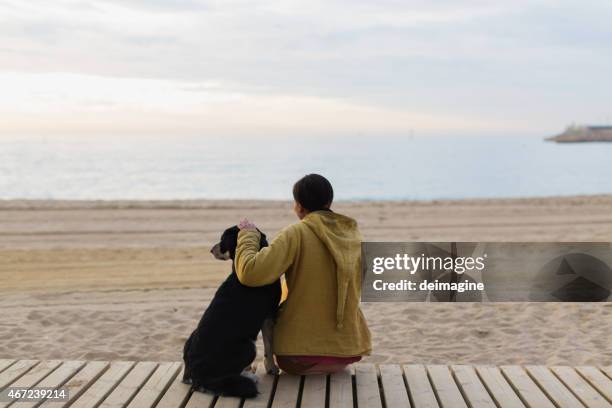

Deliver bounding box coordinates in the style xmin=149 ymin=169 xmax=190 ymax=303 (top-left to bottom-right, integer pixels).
xmin=292 ymin=174 xmax=334 ymax=219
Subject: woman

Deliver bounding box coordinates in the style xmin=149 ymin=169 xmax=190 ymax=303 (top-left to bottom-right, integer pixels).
xmin=235 ymin=174 xmax=371 ymax=375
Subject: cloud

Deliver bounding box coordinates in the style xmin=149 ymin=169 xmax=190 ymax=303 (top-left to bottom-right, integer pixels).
xmin=0 ymin=72 xmax=521 ymax=136
xmin=0 ymin=0 xmax=611 ymax=136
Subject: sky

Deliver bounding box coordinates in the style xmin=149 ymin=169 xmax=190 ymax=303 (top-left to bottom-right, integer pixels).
xmin=1 ymin=0 xmax=611 ymax=138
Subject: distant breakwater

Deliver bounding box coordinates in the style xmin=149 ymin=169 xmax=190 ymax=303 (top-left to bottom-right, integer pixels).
xmin=547 ymin=125 xmax=612 ymax=143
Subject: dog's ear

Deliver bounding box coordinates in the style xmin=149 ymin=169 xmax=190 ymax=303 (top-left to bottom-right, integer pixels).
xmin=257 ymin=229 xmax=269 ymax=248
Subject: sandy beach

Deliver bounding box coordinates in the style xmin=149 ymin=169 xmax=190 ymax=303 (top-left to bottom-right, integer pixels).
xmin=1 ymin=196 xmax=611 ymax=366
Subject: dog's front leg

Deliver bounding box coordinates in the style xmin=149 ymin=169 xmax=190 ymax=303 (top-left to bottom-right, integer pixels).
xmin=261 ymin=318 xmax=279 ymax=375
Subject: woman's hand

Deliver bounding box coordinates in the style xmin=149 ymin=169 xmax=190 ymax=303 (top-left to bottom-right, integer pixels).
xmin=238 ymin=218 xmax=257 ymax=230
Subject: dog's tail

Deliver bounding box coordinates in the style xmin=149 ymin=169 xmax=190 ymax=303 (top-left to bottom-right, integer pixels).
xmin=196 ymin=374 xmax=258 ymax=398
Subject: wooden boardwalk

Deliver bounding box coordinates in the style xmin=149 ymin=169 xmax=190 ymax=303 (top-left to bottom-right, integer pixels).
xmin=0 ymin=359 xmax=610 ymax=407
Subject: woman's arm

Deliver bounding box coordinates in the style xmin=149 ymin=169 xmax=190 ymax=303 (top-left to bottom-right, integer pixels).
xmin=235 ymin=226 xmax=296 ymax=287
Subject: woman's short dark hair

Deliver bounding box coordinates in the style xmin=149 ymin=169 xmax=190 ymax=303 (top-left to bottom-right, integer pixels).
xmin=292 ymin=174 xmax=334 ymax=212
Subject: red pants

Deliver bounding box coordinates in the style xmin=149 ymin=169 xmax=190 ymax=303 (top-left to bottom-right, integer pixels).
xmin=276 ymin=355 xmax=361 ymax=375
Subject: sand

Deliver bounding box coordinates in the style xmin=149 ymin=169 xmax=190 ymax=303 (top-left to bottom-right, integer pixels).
xmin=1 ymin=196 xmax=611 ymax=366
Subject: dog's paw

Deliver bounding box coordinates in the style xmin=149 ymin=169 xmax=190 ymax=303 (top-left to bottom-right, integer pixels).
xmin=194 ymin=385 xmax=214 ymax=395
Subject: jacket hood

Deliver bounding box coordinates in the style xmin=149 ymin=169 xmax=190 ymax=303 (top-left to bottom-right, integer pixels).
xmin=302 ymin=210 xmax=362 ymax=329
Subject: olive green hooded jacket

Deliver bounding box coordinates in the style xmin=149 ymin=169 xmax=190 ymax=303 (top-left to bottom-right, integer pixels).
xmin=235 ymin=210 xmax=372 ymax=357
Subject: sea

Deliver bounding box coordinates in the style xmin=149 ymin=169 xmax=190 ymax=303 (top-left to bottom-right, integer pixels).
xmin=1 ymin=134 xmax=611 ymax=201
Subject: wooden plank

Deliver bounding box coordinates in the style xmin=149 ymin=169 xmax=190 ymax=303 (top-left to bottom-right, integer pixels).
xmin=37 ymin=361 xmax=109 ymax=408
xmin=154 ymin=367 xmax=192 ymax=408
xmin=270 ymin=373 xmax=301 ymax=408
xmin=500 ymin=366 xmax=555 ymax=408
xmin=6 ymin=361 xmax=605 ymax=408
xmin=451 ymin=365 xmax=496 ymax=408
xmin=379 ymin=364 xmax=411 ymax=408
xmin=575 ymin=366 xmax=612 ymax=403
xmin=0 ymin=361 xmax=39 ymax=390
xmin=98 ymin=361 xmax=157 ymax=408
xmin=0 ymin=361 xmax=15 ymax=375
xmin=14 ymin=361 xmax=86 ymax=408
xmin=0 ymin=360 xmax=62 ymax=408
xmin=601 ymin=367 xmax=612 ymax=380
xmin=425 ymin=365 xmax=466 ymax=408
xmin=1 ymin=360 xmax=60 ymax=388
xmin=300 ymin=373 xmax=326 ymax=408
xmin=126 ymin=362 xmax=181 ymax=408
xmin=551 ymin=366 xmax=609 ymax=408
xmin=243 ymin=364 xmax=276 ymax=408
xmin=214 ymin=394 xmax=242 ymax=408
xmin=403 ymin=364 xmax=439 ymax=408
xmin=328 ymin=366 xmax=354 ymax=408
xmin=524 ymin=365 xmax=584 ymax=408
xmin=355 ymin=364 xmax=382 ymax=408
xmin=183 ymin=388 xmax=215 ymax=408
xmin=475 ymin=366 xmax=525 ymax=408
xmin=69 ymin=361 xmax=135 ymax=408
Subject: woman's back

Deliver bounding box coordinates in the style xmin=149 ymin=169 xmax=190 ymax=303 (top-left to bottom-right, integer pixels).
xmin=236 ymin=210 xmax=372 ymax=357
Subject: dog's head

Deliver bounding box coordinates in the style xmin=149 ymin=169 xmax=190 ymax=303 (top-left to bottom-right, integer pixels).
xmin=210 ymin=225 xmax=268 ymax=261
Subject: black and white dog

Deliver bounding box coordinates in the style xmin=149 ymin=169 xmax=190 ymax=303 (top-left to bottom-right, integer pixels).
xmin=182 ymin=226 xmax=281 ymax=398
